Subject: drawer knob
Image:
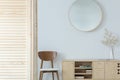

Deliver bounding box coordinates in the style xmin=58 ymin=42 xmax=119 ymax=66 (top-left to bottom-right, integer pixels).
xmin=117 ymin=63 xmax=120 ymax=65
xmin=118 ymin=72 xmax=120 ymax=74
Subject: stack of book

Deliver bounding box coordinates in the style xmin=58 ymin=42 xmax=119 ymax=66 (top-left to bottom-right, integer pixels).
xmin=86 ymin=70 xmax=92 ymax=73
xmin=79 ymin=65 xmax=92 ymax=69
xmin=75 ymin=76 xmax=84 ymax=79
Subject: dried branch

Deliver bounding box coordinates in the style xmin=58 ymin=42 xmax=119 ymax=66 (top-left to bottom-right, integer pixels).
xmin=101 ymin=29 xmax=119 ymax=47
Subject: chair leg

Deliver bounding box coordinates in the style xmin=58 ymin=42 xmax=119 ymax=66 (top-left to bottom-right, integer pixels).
xmin=39 ymin=72 xmax=43 ymax=80
xmin=56 ymin=72 xmax=59 ymax=80
xmin=52 ymin=72 xmax=54 ymax=80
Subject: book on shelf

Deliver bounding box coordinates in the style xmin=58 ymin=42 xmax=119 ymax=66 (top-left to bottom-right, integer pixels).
xmin=86 ymin=70 xmax=92 ymax=73
xmin=75 ymin=76 xmax=84 ymax=79
xmin=79 ymin=66 xmax=92 ymax=69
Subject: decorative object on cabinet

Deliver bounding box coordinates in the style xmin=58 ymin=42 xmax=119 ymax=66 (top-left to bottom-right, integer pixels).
xmin=68 ymin=0 xmax=102 ymax=31
xmin=62 ymin=60 xmax=120 ymax=80
xmin=101 ymin=29 xmax=119 ymax=59
xmin=38 ymin=51 xmax=59 ymax=80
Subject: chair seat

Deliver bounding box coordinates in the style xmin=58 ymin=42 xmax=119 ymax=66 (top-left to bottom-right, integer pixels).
xmin=40 ymin=68 xmax=59 ymax=71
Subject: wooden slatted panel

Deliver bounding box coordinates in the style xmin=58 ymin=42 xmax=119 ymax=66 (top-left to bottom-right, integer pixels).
xmin=0 ymin=0 xmax=30 ymax=80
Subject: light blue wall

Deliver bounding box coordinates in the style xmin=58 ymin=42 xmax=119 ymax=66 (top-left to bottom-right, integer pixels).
xmin=38 ymin=0 xmax=120 ymax=80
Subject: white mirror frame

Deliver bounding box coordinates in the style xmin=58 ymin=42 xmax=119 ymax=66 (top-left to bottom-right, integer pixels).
xmin=68 ymin=0 xmax=102 ymax=31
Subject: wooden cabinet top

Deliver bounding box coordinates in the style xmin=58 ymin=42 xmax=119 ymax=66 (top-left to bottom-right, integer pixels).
xmin=63 ymin=59 xmax=120 ymax=62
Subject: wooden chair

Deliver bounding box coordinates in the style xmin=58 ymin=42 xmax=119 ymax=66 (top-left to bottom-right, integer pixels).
xmin=38 ymin=51 xmax=59 ymax=80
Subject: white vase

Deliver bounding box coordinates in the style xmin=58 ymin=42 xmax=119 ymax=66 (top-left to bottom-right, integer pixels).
xmin=109 ymin=46 xmax=115 ymax=59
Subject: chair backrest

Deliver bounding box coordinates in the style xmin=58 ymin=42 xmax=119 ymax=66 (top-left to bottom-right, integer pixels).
xmin=38 ymin=51 xmax=57 ymax=68
xmin=38 ymin=51 xmax=57 ymax=61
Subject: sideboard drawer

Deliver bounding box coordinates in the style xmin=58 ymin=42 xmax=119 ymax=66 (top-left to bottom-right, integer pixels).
xmin=93 ymin=61 xmax=104 ymax=69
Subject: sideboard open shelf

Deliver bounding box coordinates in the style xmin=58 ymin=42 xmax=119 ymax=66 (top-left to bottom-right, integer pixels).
xmin=74 ymin=61 xmax=92 ymax=79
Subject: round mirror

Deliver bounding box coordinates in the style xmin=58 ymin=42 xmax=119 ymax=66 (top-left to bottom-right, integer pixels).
xmin=69 ymin=0 xmax=102 ymax=31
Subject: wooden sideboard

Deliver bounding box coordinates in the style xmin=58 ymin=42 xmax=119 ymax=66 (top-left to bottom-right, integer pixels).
xmin=62 ymin=60 xmax=120 ymax=80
